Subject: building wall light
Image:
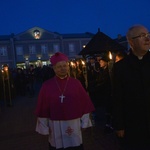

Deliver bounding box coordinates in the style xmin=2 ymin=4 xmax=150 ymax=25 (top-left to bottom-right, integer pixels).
xmin=34 ymin=29 xmax=40 ymax=39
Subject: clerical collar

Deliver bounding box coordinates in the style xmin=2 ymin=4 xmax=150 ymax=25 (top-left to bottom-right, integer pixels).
xmin=56 ymin=75 xmax=68 ymax=79
xmin=138 ymin=56 xmax=143 ymax=60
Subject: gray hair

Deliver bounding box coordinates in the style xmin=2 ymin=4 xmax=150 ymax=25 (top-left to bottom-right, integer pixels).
xmin=126 ymin=24 xmax=146 ymax=41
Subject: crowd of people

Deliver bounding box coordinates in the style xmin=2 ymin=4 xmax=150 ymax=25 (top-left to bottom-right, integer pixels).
xmin=35 ymin=24 xmax=150 ymax=150
xmin=0 ymin=64 xmax=55 ymax=105
xmin=1 ymin=24 xmax=150 ymax=150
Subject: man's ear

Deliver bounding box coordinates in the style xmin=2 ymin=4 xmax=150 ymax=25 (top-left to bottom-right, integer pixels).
xmin=128 ymin=39 xmax=134 ymax=49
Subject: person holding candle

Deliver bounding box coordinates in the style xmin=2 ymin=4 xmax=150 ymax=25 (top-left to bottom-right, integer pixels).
xmin=2 ymin=64 xmax=14 ymax=106
xmin=96 ymin=55 xmax=113 ymax=133
xmin=112 ymin=24 xmax=150 ymax=150
xmin=115 ymin=51 xmax=127 ymax=63
xmin=35 ymin=52 xmax=95 ymax=150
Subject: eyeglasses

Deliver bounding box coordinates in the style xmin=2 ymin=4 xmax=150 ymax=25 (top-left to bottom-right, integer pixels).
xmin=132 ymin=32 xmax=150 ymax=39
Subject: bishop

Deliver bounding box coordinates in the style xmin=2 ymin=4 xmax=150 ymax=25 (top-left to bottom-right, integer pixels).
xmin=35 ymin=52 xmax=95 ymax=150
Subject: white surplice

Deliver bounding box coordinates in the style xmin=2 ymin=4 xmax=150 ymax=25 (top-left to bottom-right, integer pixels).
xmin=36 ymin=113 xmax=92 ymax=149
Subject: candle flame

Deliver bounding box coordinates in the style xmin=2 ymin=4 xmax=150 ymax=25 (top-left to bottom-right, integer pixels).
xmin=81 ymin=60 xmax=85 ymax=65
xmin=4 ymin=67 xmax=8 ymax=71
xmin=70 ymin=61 xmax=76 ymax=68
xmin=70 ymin=62 xmax=74 ymax=66
xmin=109 ymin=51 xmax=112 ymax=60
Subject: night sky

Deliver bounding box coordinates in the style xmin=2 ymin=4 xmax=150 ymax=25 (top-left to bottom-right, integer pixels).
xmin=0 ymin=0 xmax=150 ymax=38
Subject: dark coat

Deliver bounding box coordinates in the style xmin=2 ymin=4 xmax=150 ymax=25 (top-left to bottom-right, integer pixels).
xmin=112 ymin=50 xmax=150 ymax=145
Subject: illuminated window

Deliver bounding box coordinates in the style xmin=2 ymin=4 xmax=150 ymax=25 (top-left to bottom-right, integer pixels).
xmin=42 ymin=61 xmax=47 ymax=66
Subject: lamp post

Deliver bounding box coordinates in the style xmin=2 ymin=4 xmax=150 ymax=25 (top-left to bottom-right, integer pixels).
xmin=4 ymin=66 xmax=12 ymax=106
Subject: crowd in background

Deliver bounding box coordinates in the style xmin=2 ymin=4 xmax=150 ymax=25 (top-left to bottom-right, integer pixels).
xmin=0 ymin=64 xmax=55 ymax=105
xmin=0 ymin=51 xmax=126 ymax=107
xmin=1 ymin=24 xmax=150 ymax=150
xmin=0 ymin=51 xmax=125 ymax=134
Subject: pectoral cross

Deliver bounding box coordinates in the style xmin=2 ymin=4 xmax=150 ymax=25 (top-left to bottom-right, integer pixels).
xmin=59 ymin=94 xmax=65 ymax=103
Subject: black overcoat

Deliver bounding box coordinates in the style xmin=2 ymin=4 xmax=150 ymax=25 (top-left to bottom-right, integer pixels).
xmin=112 ymin=50 xmax=150 ymax=145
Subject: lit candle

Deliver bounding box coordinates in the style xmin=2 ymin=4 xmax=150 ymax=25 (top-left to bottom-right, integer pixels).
xmin=81 ymin=59 xmax=88 ymax=88
xmin=70 ymin=61 xmax=76 ymax=78
xmin=108 ymin=51 xmax=114 ymax=71
xmin=109 ymin=51 xmax=112 ymax=60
